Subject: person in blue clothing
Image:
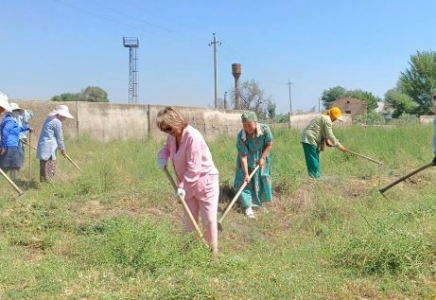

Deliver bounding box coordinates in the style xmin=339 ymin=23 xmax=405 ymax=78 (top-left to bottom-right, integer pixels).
xmin=36 ymin=105 xmax=74 ymax=182
xmin=0 ymin=102 xmax=33 ymax=180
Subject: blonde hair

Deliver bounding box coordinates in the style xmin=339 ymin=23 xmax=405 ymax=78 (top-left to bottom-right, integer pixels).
xmin=156 ymin=106 xmax=188 ymax=131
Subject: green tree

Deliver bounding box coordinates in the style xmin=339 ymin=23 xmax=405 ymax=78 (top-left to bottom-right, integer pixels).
xmin=82 ymin=86 xmax=109 ymax=102
xmin=231 ymin=79 xmax=271 ymax=119
xmin=321 ymin=86 xmax=380 ymax=111
xmin=397 ymin=50 xmax=436 ymax=115
xmin=267 ymin=100 xmax=276 ymax=119
xmin=384 ymin=89 xmax=418 ymax=118
xmin=52 ymin=93 xmax=81 ymax=102
xmin=321 ymin=86 xmax=347 ymax=109
xmin=52 ymin=86 xmax=109 ymax=102
xmin=346 ymin=89 xmax=380 ymax=111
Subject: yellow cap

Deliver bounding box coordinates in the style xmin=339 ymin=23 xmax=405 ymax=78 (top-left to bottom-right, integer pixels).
xmin=329 ymin=107 xmax=343 ymax=121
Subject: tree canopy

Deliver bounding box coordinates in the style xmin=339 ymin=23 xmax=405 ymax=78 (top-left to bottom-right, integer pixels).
xmin=231 ymin=79 xmax=272 ymax=119
xmin=397 ymin=50 xmax=436 ymax=115
xmin=52 ymin=86 xmax=109 ymax=102
xmin=321 ymin=86 xmax=380 ymax=111
xmin=384 ymin=89 xmax=418 ymax=118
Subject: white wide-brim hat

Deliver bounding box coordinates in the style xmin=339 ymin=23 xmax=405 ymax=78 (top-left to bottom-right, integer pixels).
xmin=48 ymin=104 xmax=74 ymax=119
xmin=9 ymin=102 xmax=24 ymax=112
xmin=0 ymin=92 xmax=12 ymax=112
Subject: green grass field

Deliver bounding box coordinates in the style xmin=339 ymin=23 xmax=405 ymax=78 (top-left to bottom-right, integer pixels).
xmin=1 ymin=125 xmax=436 ymax=299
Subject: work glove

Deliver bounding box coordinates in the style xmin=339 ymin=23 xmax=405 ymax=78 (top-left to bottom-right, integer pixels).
xmin=175 ymin=188 xmax=186 ymax=198
xmin=158 ymin=158 xmax=167 ymax=170
xmin=432 ymin=156 xmax=436 ymax=166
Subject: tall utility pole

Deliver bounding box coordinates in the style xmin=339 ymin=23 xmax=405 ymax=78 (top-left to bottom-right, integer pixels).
xmin=287 ymin=79 xmax=293 ymax=113
xmin=123 ymin=37 xmax=139 ymax=104
xmin=209 ymin=33 xmax=221 ymax=109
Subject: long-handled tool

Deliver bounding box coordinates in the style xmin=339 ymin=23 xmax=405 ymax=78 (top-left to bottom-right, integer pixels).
xmin=21 ymin=138 xmax=36 ymax=151
xmin=20 ymin=137 xmax=35 ymax=180
xmin=379 ymin=162 xmax=433 ymax=197
xmin=27 ymin=135 xmax=32 ymax=181
xmin=218 ymin=165 xmax=260 ymax=231
xmin=0 ymin=167 xmax=24 ymax=196
xmin=163 ymin=166 xmax=208 ymax=246
xmin=65 ymin=154 xmax=82 ymax=173
xmin=346 ymin=149 xmax=384 ymax=171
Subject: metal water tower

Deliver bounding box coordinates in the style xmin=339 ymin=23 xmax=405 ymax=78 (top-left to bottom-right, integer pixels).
xmin=232 ymin=63 xmax=241 ymax=110
xmin=123 ymin=37 xmax=139 ymax=104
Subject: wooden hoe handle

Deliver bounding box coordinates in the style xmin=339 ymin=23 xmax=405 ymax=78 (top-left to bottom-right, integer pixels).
xmin=0 ymin=167 xmax=24 ymax=196
xmin=379 ymin=162 xmax=433 ymax=195
xmin=163 ymin=167 xmax=208 ymax=246
xmin=65 ymin=155 xmax=82 ymax=173
xmin=218 ymin=165 xmax=260 ymax=228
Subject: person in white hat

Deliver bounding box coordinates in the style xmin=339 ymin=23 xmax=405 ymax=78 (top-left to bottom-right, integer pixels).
xmin=36 ymin=105 xmax=74 ymax=182
xmin=9 ymin=102 xmax=34 ymax=166
xmin=0 ymin=102 xmax=34 ymax=180
xmin=0 ymin=91 xmax=12 ymax=116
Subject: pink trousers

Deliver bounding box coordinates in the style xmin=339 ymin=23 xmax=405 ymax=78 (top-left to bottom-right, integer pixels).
xmin=183 ymin=174 xmax=219 ymax=251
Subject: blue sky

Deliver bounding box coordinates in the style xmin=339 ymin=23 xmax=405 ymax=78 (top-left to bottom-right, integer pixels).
xmin=1 ymin=0 xmax=435 ymax=114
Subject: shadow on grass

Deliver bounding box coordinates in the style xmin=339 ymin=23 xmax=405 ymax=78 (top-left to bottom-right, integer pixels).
xmin=16 ymin=179 xmax=39 ymax=191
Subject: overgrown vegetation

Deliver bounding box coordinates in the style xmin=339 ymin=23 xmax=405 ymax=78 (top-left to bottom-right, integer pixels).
xmin=1 ymin=125 xmax=436 ymax=299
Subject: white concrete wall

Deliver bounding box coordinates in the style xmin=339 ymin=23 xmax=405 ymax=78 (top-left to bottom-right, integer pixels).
xmin=13 ymin=100 xmax=245 ymax=142
xmin=76 ymin=102 xmax=148 ymax=142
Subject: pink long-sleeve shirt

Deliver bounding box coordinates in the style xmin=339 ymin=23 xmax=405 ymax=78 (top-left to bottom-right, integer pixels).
xmin=158 ymin=125 xmax=218 ymax=199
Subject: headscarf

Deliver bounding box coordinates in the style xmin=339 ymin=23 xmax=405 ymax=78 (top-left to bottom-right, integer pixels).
xmin=241 ymin=111 xmax=258 ymax=122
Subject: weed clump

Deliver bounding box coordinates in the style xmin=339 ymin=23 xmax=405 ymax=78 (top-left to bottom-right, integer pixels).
xmin=331 ymin=217 xmax=436 ymax=277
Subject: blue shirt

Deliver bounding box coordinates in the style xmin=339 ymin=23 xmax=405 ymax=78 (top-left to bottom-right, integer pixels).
xmin=36 ymin=116 xmax=65 ymax=160
xmin=1 ymin=114 xmax=29 ymax=147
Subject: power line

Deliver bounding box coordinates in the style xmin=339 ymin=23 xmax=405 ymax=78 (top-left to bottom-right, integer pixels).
xmin=55 ymin=0 xmax=246 ymax=63
xmin=86 ymin=0 xmax=175 ymax=34
xmin=52 ymin=0 xmax=145 ymax=33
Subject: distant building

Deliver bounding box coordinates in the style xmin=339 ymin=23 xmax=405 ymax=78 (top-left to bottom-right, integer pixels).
xmin=330 ymin=97 xmax=367 ymax=119
xmin=374 ymin=101 xmax=385 ymax=113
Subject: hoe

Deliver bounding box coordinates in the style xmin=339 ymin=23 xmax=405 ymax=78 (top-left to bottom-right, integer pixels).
xmin=65 ymin=154 xmax=83 ymax=173
xmin=218 ymin=165 xmax=260 ymax=231
xmin=379 ymin=162 xmax=433 ymax=197
xmin=345 ymin=149 xmax=384 ymax=172
xmin=162 ymin=166 xmax=208 ymax=246
xmin=0 ymin=168 xmax=24 ymax=196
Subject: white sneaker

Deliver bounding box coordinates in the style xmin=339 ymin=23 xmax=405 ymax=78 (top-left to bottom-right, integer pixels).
xmin=244 ymin=207 xmax=255 ymax=219
xmin=260 ymin=206 xmax=269 ymax=214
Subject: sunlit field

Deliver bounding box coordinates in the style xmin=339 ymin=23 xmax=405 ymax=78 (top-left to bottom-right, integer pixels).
xmin=1 ymin=125 xmax=436 ymax=299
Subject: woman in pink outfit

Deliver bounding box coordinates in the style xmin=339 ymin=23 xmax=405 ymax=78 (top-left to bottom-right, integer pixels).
xmin=157 ymin=107 xmax=219 ymax=255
